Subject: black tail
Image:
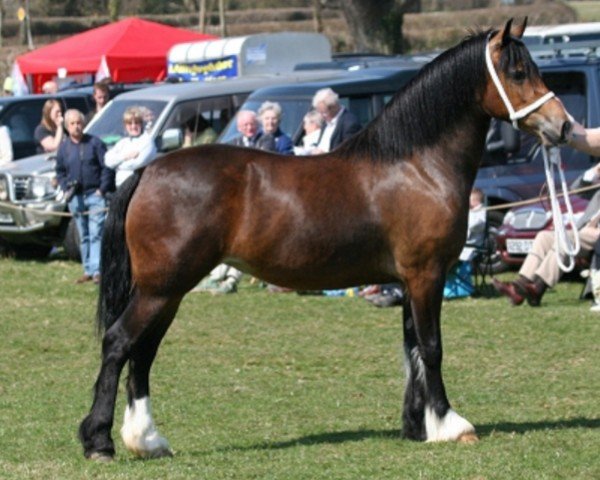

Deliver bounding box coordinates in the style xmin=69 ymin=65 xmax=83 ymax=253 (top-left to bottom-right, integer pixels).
xmin=96 ymin=172 xmax=143 ymax=336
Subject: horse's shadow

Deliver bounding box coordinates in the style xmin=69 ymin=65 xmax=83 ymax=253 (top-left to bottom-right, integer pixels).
xmin=213 ymin=417 xmax=600 ymax=453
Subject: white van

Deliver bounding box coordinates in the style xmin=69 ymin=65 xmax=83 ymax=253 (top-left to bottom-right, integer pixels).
xmin=523 ymin=22 xmax=600 ymax=46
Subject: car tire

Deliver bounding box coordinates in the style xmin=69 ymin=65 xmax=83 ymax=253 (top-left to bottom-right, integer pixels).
xmin=11 ymin=243 xmax=52 ymax=259
xmin=63 ymin=218 xmax=81 ymax=262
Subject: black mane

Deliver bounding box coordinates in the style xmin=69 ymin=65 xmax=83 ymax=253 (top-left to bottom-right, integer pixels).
xmin=338 ymin=29 xmax=533 ymax=162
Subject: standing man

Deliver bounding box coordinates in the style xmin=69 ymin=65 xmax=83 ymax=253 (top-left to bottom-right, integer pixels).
xmin=85 ymin=82 xmax=110 ymax=125
xmin=55 ymin=109 xmax=114 ymax=284
xmin=312 ymin=87 xmax=361 ymax=153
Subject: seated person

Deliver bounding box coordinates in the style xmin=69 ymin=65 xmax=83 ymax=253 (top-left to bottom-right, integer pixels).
xmin=192 ymin=264 xmax=242 ymax=295
xmin=228 ymin=110 xmax=275 ymax=151
xmin=182 ymin=115 xmax=218 ymax=147
xmin=493 ymin=162 xmax=600 ymax=307
xmin=294 ymin=110 xmax=323 ymax=156
xmin=257 ymin=101 xmax=293 ymax=154
xmin=459 ymin=187 xmax=487 ymax=261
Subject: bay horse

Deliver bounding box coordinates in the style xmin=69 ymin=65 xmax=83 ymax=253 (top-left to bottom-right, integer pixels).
xmin=79 ymin=19 xmax=572 ymax=460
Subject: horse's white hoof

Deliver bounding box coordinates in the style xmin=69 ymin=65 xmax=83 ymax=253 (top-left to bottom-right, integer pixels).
xmin=88 ymin=452 xmax=114 ymax=462
xmin=425 ymin=407 xmax=476 ymax=442
xmin=121 ymin=397 xmax=172 ymax=459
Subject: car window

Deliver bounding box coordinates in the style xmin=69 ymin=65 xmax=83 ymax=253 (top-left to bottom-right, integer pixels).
xmin=158 ymin=96 xmax=235 ymax=148
xmin=87 ymin=99 xmax=167 ymax=147
xmin=1 ymin=100 xmax=44 ymax=144
xmin=219 ymin=98 xmax=312 ymax=144
xmin=63 ymin=96 xmax=91 ymax=114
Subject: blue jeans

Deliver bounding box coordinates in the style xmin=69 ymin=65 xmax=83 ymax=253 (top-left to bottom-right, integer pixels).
xmin=68 ymin=192 xmax=106 ymax=276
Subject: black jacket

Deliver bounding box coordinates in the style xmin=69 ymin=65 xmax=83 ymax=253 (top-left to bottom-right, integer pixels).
xmin=55 ymin=134 xmax=115 ymax=195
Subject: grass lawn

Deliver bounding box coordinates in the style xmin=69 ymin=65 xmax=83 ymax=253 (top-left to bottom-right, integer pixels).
xmin=0 ymin=257 xmax=598 ymax=479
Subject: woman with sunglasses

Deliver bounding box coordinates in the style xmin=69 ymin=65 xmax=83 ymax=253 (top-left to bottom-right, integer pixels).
xmin=104 ymin=106 xmax=156 ymax=187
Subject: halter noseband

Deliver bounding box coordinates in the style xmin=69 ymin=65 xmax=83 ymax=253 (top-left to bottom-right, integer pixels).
xmin=485 ymin=33 xmax=555 ymax=129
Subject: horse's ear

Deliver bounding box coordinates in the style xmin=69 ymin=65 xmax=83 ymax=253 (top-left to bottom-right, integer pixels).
xmin=501 ymin=18 xmax=514 ymax=46
xmin=513 ymin=17 xmax=527 ymax=39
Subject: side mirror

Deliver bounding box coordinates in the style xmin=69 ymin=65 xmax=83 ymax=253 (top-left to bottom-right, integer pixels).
xmin=159 ymin=128 xmax=183 ymax=152
xmin=499 ymin=121 xmax=520 ymax=154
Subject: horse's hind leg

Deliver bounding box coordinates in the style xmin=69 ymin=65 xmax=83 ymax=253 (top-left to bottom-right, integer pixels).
xmin=402 ymin=273 xmax=477 ymax=443
xmin=120 ymin=300 xmax=179 ymax=458
xmin=79 ymin=292 xmax=182 ymax=460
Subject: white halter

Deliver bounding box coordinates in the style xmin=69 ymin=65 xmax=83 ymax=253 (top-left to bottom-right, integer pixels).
xmin=486 ymin=33 xmax=579 ymax=272
xmin=485 ymin=33 xmax=555 ymax=129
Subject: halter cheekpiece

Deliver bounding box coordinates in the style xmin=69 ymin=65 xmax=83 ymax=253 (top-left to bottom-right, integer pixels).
xmin=485 ymin=32 xmax=555 ymax=129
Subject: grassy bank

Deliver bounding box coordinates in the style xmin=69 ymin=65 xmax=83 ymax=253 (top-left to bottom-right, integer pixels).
xmin=0 ymin=257 xmax=598 ymax=479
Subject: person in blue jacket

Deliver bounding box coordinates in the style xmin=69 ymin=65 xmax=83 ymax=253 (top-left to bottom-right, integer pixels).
xmin=257 ymin=101 xmax=293 ymax=155
xmin=55 ymin=109 xmax=115 ymax=284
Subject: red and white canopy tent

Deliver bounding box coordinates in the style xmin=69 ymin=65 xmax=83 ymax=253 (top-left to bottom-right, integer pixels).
xmin=12 ymin=17 xmax=217 ymax=94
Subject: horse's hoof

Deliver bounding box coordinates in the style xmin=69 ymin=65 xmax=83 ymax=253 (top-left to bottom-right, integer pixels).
xmin=88 ymin=452 xmax=114 ymax=462
xmin=458 ymin=432 xmax=479 ymax=443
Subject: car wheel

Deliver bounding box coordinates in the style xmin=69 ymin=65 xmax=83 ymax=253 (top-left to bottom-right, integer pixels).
xmin=63 ymin=218 xmax=81 ymax=261
xmin=12 ymin=243 xmax=53 ymax=259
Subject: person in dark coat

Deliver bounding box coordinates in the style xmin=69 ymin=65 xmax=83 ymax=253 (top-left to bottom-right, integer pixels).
xmin=257 ymin=101 xmax=293 ymax=154
xmin=55 ymin=109 xmax=114 ymax=284
xmin=228 ymin=110 xmax=275 ymax=151
xmin=311 ymin=87 xmax=361 ymax=152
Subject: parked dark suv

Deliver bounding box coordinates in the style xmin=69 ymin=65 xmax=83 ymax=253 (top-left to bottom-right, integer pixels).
xmin=0 ymin=92 xmax=93 ymax=160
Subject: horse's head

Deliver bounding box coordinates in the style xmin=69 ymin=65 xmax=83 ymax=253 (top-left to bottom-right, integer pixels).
xmin=483 ymin=18 xmax=572 ymax=146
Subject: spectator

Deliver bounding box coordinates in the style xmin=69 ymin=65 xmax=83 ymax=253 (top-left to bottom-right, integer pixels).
xmin=257 ymin=101 xmax=293 ymax=154
xmin=228 ymin=110 xmax=275 ymax=151
xmin=182 ymin=115 xmax=217 ymax=147
xmin=104 ymin=106 xmax=157 ymax=188
xmin=294 ymin=109 xmax=323 ymax=155
xmin=34 ymin=99 xmax=64 ymax=154
xmin=0 ymin=126 xmax=13 ymax=165
xmin=459 ymin=187 xmax=487 ymax=262
xmin=312 ymin=87 xmax=361 ymax=153
xmin=42 ymin=80 xmax=58 ymax=94
xmin=55 ymin=109 xmax=114 ymax=284
xmin=85 ymin=82 xmax=110 ymax=125
xmin=3 ymin=77 xmax=13 ymax=96
xmin=192 ymin=264 xmax=242 ymax=295
xmin=493 ymin=163 xmax=600 ymax=307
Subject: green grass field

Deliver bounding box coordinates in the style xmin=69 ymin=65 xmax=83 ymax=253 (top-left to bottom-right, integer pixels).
xmin=0 ymin=257 xmax=598 ymax=479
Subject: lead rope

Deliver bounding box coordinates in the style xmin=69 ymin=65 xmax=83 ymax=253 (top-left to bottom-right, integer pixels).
xmin=542 ymin=146 xmax=580 ymax=272
xmin=485 ymin=34 xmax=578 ymax=271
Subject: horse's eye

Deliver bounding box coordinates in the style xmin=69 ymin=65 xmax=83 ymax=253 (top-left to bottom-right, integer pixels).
xmin=512 ymin=70 xmax=527 ymax=82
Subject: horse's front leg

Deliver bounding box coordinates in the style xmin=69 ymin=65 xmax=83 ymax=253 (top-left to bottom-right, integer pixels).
xmin=402 ymin=271 xmax=478 ymax=443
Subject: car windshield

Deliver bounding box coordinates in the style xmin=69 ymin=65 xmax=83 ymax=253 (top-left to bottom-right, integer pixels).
xmin=87 ymin=99 xmax=167 ymax=147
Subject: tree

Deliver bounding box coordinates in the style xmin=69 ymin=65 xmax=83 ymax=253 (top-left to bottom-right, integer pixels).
xmin=339 ymin=0 xmax=420 ymax=54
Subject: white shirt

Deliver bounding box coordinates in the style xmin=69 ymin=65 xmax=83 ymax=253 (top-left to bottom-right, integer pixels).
xmin=459 ymin=205 xmax=487 ymax=261
xmin=0 ymin=126 xmax=13 ymax=165
xmin=104 ymin=132 xmax=156 ymax=187
xmin=316 ymin=107 xmax=344 ymax=153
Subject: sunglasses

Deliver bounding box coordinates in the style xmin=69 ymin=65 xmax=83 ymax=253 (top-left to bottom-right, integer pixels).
xmin=124 ymin=120 xmax=142 ymax=125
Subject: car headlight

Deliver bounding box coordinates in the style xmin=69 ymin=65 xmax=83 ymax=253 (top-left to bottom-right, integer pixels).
xmin=0 ymin=176 xmax=8 ymax=201
xmin=30 ymin=174 xmax=57 ymax=199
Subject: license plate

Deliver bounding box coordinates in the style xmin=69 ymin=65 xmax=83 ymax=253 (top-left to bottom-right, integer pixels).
xmin=506 ymin=238 xmax=534 ymax=254
xmin=0 ymin=212 xmax=13 ymax=224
